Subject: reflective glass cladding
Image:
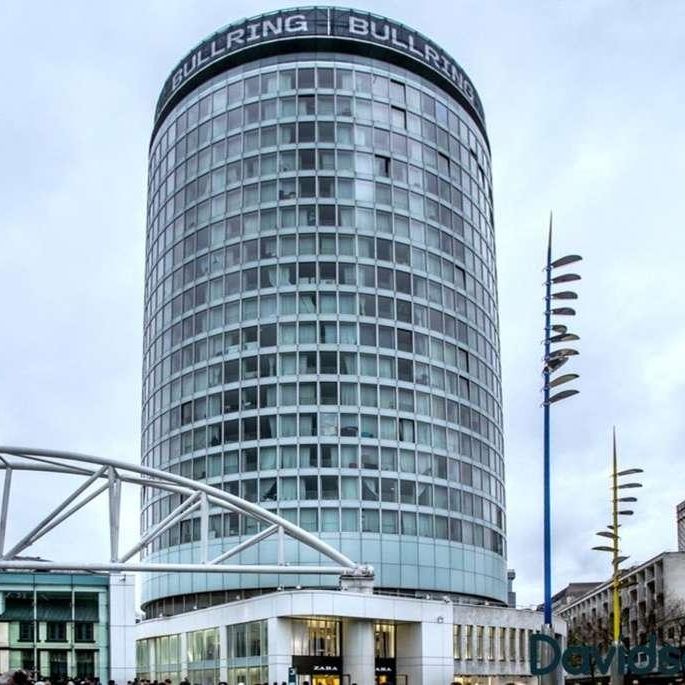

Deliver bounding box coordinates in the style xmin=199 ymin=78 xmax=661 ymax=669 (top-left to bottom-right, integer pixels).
xmin=140 ymin=36 xmax=507 ymax=608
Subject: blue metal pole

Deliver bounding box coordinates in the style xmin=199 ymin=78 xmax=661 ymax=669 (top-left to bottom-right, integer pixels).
xmin=543 ymin=216 xmax=553 ymax=625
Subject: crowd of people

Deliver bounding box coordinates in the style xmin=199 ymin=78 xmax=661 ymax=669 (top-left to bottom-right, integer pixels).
xmin=133 ymin=680 xmax=232 ymax=685
xmin=0 ymin=678 xmax=240 ymax=685
xmin=133 ymin=680 xmax=243 ymax=685
xmin=0 ymin=677 xmax=288 ymax=685
xmin=0 ymin=674 xmax=109 ymax=685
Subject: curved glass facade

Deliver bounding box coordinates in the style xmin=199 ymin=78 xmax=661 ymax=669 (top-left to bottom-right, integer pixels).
xmin=140 ymin=25 xmax=506 ymax=610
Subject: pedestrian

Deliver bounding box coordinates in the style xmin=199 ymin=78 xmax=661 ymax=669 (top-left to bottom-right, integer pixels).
xmin=0 ymin=671 xmax=29 ymax=685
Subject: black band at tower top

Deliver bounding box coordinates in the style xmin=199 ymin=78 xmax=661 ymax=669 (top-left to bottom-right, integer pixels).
xmin=152 ymin=7 xmax=489 ymax=148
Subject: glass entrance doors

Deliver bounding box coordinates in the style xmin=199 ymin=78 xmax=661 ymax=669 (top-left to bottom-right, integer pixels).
xmin=297 ymin=676 xmax=340 ymax=685
xmin=311 ymin=677 xmax=341 ymax=685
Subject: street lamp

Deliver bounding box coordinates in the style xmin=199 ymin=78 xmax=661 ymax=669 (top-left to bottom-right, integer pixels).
xmin=592 ymin=428 xmax=643 ymax=685
xmin=542 ymin=214 xmax=582 ymax=634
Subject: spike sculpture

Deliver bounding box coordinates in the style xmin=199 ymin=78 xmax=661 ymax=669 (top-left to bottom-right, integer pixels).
xmin=542 ymin=214 xmax=582 ymax=636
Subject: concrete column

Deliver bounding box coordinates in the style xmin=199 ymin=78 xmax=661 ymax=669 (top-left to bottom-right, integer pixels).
xmin=109 ymin=574 xmax=137 ymax=683
xmin=396 ymin=623 xmax=422 ymax=685
xmin=180 ymin=631 xmax=188 ymax=679
xmin=219 ymin=622 xmax=228 ymax=682
xmin=396 ymin=619 xmax=454 ymax=685
xmin=67 ymin=650 xmax=75 ymax=679
xmin=423 ymin=621 xmax=454 ymax=685
xmin=149 ymin=638 xmax=157 ymax=679
xmin=268 ymin=617 xmax=291 ymax=685
xmin=39 ymin=650 xmax=49 ymax=678
xmin=342 ymin=619 xmax=374 ymax=685
xmin=98 ymin=590 xmax=110 ymax=683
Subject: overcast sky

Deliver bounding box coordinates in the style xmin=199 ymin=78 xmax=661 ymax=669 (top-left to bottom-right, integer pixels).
xmin=0 ymin=1 xmax=683 ymax=609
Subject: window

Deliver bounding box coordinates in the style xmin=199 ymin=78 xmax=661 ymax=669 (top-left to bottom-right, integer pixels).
xmin=362 ymin=477 xmax=379 ymax=501
xmin=280 ymin=477 xmax=297 ymax=500
xmin=20 ymin=649 xmax=34 ymax=671
xmin=18 ymin=622 xmax=34 ymax=642
xmin=301 ymin=476 xmax=318 ymax=500
xmin=299 ymin=149 xmax=316 ymax=170
xmin=488 ymin=626 xmax=496 ymax=660
xmin=362 ymin=509 xmax=380 ymax=532
xmin=292 ymin=619 xmax=340 ymax=657
xmin=375 ymin=623 xmax=396 ymax=659
xmin=298 ymin=68 xmax=315 ymax=88
xmin=476 ymin=626 xmax=484 ymax=659
xmin=321 ymin=382 xmax=338 ymax=404
xmin=382 ymin=510 xmax=398 ymax=534
xmin=374 ymin=155 xmax=391 ymax=177
xmin=321 ymin=476 xmax=339 ymax=500
xmin=381 ymin=478 xmax=397 ymax=502
xmin=401 ymin=511 xmax=416 ymax=535
xmin=321 ymin=509 xmax=339 ymax=532
xmin=454 ymin=625 xmax=462 ymax=659
xmin=47 ymin=622 xmax=67 ymax=642
xmin=75 ymin=622 xmax=94 ymax=643
xmin=260 ymin=478 xmax=277 ymax=502
xmin=300 ymin=509 xmax=318 ymax=531
xmin=361 ymin=447 xmax=379 ymax=469
xmin=228 ymin=621 xmax=267 ymax=659
xmin=321 ymin=445 xmax=338 ymax=468
xmin=391 ymin=106 xmax=406 ymax=129
xmin=341 ymin=476 xmax=359 ymax=498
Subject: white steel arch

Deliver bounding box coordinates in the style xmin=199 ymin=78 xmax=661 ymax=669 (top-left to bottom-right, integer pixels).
xmin=0 ymin=446 xmax=373 ymax=580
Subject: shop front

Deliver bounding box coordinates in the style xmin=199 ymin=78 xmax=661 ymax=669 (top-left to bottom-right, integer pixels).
xmin=375 ymin=657 xmax=397 ymax=685
xmin=375 ymin=622 xmax=398 ymax=685
xmin=291 ymin=655 xmax=343 ymax=685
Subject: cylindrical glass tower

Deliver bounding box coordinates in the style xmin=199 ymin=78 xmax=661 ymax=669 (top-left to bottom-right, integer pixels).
xmin=140 ymin=8 xmax=506 ymax=615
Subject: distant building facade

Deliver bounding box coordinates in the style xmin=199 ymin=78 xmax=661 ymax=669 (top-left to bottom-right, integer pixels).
xmin=558 ymin=552 xmax=685 ymax=648
xmin=507 ymin=569 xmax=517 ymax=608
xmin=677 ymin=500 xmax=685 ymax=552
xmin=0 ymin=571 xmax=136 ymax=683
xmin=547 ymin=582 xmax=602 ymax=615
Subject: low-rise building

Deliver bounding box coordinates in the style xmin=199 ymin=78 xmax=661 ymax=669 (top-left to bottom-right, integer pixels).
xmin=0 ymin=570 xmax=136 ymax=683
xmin=558 ymin=551 xmax=685 ymax=649
xmin=135 ymin=585 xmax=566 ymax=685
xmin=548 ymin=582 xmax=602 ymax=615
xmin=677 ymin=501 xmax=685 ymax=553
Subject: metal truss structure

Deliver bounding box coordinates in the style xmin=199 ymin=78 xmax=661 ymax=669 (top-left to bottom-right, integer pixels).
xmin=0 ymin=447 xmax=373 ymax=581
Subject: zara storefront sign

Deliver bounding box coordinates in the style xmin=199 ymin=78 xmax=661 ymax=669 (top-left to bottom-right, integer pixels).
xmin=375 ymin=658 xmax=396 ymax=675
xmin=291 ymin=655 xmax=342 ymax=677
xmin=156 ymin=7 xmax=485 ymax=131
